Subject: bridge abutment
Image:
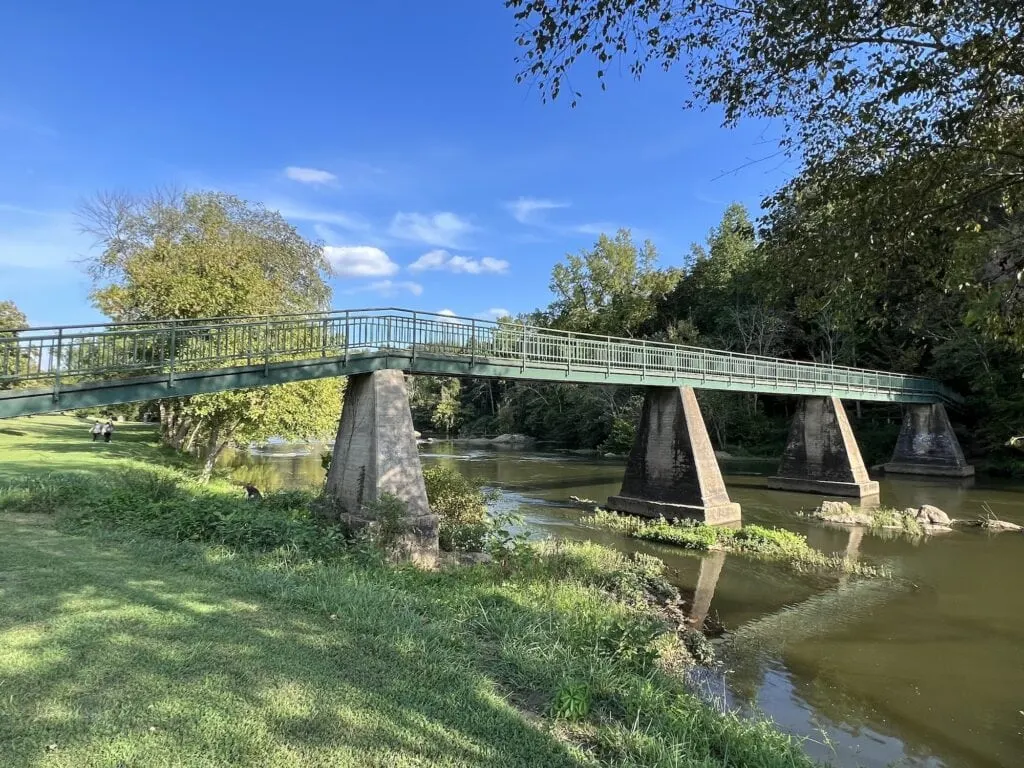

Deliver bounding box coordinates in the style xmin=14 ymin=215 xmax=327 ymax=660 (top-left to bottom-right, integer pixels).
xmin=607 ymin=386 xmax=741 ymax=525
xmin=324 ymin=370 xmax=438 ymax=564
xmin=883 ymin=403 xmax=974 ymax=477
xmin=768 ymin=396 xmax=880 ymax=499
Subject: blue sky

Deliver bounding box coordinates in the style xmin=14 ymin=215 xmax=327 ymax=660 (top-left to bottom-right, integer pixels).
xmin=0 ymin=1 xmax=796 ymax=327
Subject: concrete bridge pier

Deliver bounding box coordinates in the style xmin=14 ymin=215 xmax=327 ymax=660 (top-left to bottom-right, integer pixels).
xmin=324 ymin=369 xmax=438 ymax=564
xmin=883 ymin=403 xmax=974 ymax=477
xmin=607 ymin=386 xmax=741 ymax=525
xmin=768 ymin=396 xmax=880 ymax=499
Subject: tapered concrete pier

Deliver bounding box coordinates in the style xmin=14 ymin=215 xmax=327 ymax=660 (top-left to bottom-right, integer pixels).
xmin=884 ymin=403 xmax=974 ymax=477
xmin=607 ymin=386 xmax=741 ymax=524
xmin=325 ymin=370 xmax=438 ymax=564
xmin=768 ymin=396 xmax=879 ymax=499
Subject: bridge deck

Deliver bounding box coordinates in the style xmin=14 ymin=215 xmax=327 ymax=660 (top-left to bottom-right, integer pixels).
xmin=0 ymin=308 xmax=961 ymax=418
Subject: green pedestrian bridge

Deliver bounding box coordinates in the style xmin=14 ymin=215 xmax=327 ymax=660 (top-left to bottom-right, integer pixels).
xmin=0 ymin=308 xmax=972 ymax=542
xmin=0 ymin=307 xmax=961 ymax=418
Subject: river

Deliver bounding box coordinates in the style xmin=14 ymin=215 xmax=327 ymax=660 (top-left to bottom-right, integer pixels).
xmin=221 ymin=442 xmax=1024 ymax=768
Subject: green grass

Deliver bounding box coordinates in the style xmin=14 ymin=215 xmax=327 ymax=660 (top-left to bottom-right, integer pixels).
xmin=0 ymin=416 xmax=820 ymax=767
xmin=582 ymin=510 xmax=888 ymax=578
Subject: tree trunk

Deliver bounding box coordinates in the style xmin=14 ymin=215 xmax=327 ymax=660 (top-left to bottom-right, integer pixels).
xmin=200 ymin=428 xmax=226 ymax=482
xmin=182 ymin=418 xmax=205 ymax=454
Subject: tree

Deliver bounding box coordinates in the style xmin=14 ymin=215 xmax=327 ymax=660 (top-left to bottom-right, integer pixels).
xmin=0 ymin=300 xmax=30 ymax=389
xmin=547 ymin=228 xmax=680 ymax=336
xmin=508 ymin=1 xmax=1024 ymax=349
xmin=432 ymin=378 xmax=462 ymax=437
xmin=507 ymin=1 xmax=1024 ymax=177
xmin=79 ymin=190 xmax=341 ymax=478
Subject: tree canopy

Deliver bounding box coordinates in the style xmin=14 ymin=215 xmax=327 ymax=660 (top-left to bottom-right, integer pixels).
xmin=79 ymin=190 xmax=341 ymax=477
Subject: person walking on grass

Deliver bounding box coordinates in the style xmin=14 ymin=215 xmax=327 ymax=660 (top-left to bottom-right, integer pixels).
xmin=103 ymin=420 xmax=114 ymax=443
xmin=90 ymin=421 xmax=103 ymax=442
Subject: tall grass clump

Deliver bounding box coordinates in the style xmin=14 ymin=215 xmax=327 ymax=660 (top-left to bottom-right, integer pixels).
xmin=583 ymin=510 xmax=888 ymax=577
xmin=0 ymin=467 xmax=349 ymax=560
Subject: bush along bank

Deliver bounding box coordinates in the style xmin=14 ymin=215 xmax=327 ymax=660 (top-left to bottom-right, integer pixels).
xmin=582 ymin=509 xmax=889 ymax=578
xmin=0 ymin=463 xmax=821 ymax=767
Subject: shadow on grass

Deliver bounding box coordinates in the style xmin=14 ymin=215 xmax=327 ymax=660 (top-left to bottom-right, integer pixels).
xmin=0 ymin=522 xmax=583 ymax=767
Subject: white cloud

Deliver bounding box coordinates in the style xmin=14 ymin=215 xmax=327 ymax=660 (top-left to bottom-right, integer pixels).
xmin=343 ymin=280 xmax=423 ymax=297
xmin=390 ymin=212 xmax=473 ymax=248
xmin=438 ymin=309 xmax=457 ymax=316
xmin=505 ymin=197 xmax=568 ymax=225
xmin=323 ymin=246 xmax=398 ymax=277
xmin=408 ymin=249 xmax=509 ymax=275
xmin=476 ymin=308 xmax=512 ymax=321
xmin=285 ymin=166 xmax=337 ymax=184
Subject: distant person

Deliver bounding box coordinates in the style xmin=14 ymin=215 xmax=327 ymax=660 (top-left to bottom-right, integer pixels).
xmin=90 ymin=421 xmax=103 ymax=442
xmin=103 ymin=421 xmax=114 ymax=443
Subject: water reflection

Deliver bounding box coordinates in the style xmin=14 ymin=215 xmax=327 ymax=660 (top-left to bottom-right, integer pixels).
xmin=219 ymin=441 xmax=1024 ymax=768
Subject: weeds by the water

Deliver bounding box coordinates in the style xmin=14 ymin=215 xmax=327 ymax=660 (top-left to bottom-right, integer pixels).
xmin=582 ymin=509 xmax=889 ymax=577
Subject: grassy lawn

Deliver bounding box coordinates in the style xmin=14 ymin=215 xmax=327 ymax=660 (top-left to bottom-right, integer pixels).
xmin=0 ymin=416 xmax=818 ymax=767
xmin=0 ymin=414 xmax=185 ymax=484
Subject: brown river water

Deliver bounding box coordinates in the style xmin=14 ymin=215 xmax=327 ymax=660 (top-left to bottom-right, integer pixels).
xmin=221 ymin=442 xmax=1024 ymax=768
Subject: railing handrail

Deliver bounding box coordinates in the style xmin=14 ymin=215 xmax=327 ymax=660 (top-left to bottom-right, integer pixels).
xmin=0 ymin=307 xmax=960 ymax=403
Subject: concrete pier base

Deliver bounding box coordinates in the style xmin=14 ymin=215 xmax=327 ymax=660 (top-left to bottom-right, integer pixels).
xmin=768 ymin=396 xmax=880 ymax=499
xmin=325 ymin=370 xmax=438 ymax=564
xmin=607 ymin=386 xmax=741 ymax=525
xmin=883 ymin=403 xmax=974 ymax=477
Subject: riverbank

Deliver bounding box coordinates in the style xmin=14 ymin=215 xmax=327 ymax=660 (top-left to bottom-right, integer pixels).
xmin=0 ymin=415 xmax=818 ymax=767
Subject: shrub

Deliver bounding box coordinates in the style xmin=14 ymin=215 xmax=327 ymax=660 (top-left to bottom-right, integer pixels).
xmin=423 ymin=464 xmax=494 ymax=552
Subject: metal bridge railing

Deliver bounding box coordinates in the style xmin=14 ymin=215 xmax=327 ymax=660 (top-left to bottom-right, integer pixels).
xmin=0 ymin=307 xmax=961 ymax=404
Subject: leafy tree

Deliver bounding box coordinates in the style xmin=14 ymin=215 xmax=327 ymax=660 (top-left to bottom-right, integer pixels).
xmin=0 ymin=300 xmax=31 ymax=389
xmin=79 ymin=190 xmax=341 ymax=477
xmin=432 ymin=378 xmax=462 ymax=437
xmin=547 ymin=228 xmax=680 ymax=337
xmin=508 ymin=1 xmax=1024 ymax=349
xmin=0 ymin=300 xmax=26 ymax=333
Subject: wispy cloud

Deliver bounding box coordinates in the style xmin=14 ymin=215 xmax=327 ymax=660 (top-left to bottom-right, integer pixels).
xmin=324 ymin=245 xmax=398 ymax=277
xmin=343 ymin=280 xmax=423 ymax=297
xmin=505 ymin=197 xmax=569 ymax=225
xmin=0 ymin=208 xmax=89 ymax=269
xmin=408 ymin=249 xmax=508 ymax=275
xmin=573 ymin=222 xmax=619 ymax=236
xmin=390 ymin=212 xmax=474 ymax=249
xmin=271 ymin=201 xmax=370 ymax=232
xmin=285 ymin=166 xmax=337 ymax=185
xmin=475 ymin=308 xmax=511 ymax=321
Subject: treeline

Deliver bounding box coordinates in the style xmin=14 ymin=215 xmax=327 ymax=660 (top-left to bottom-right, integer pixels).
xmin=408 ymin=207 xmax=1024 ymax=469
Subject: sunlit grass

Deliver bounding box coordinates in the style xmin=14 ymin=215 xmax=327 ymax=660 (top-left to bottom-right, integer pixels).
xmin=0 ymin=415 xmax=821 ymax=766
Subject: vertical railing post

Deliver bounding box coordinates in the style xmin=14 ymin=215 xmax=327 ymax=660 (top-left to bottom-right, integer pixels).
xmin=641 ymin=340 xmax=647 ymax=379
xmin=321 ymin=318 xmax=329 ymax=358
xmin=168 ymin=321 xmax=177 ymax=388
xmin=344 ymin=311 xmax=351 ymax=365
xmin=470 ymin=319 xmax=476 ymax=368
xmin=411 ymin=311 xmax=418 ymax=364
xmin=263 ymin=318 xmax=271 ymax=377
xmin=606 ymin=336 xmax=612 ymax=377
xmin=52 ymin=328 xmax=63 ymax=403
xmin=521 ymin=321 xmax=527 ymax=372
xmin=566 ymin=332 xmax=573 ymax=374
